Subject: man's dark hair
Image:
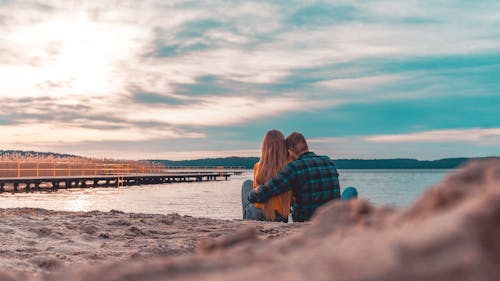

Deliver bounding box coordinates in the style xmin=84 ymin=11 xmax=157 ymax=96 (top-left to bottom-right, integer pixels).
xmin=286 ymin=132 xmax=309 ymax=155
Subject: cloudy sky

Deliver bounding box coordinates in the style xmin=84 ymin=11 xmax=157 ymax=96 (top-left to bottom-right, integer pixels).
xmin=1 ymin=0 xmax=499 ymax=160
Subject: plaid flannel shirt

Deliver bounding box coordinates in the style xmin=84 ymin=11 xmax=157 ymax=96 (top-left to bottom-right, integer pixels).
xmin=249 ymin=151 xmax=340 ymax=222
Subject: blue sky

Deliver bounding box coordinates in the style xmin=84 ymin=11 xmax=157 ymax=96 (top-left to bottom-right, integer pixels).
xmin=0 ymin=0 xmax=499 ymax=160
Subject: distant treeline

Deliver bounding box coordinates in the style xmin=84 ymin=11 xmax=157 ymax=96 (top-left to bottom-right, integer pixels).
xmin=0 ymin=150 xmax=80 ymax=160
xmin=154 ymin=157 xmax=260 ymax=169
xmin=153 ymin=157 xmax=499 ymax=169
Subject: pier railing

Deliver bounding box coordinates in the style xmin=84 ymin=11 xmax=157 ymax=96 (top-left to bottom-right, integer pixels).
xmin=0 ymin=161 xmax=164 ymax=178
xmin=0 ymin=161 xmax=246 ymax=178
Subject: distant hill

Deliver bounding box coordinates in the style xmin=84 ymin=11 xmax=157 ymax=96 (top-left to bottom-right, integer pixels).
xmin=153 ymin=157 xmax=499 ymax=169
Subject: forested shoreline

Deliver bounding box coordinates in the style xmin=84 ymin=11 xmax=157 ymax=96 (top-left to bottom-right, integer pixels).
xmin=154 ymin=156 xmax=499 ymax=169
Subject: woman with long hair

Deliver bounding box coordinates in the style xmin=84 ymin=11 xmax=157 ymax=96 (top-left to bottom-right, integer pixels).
xmin=241 ymin=130 xmax=292 ymax=222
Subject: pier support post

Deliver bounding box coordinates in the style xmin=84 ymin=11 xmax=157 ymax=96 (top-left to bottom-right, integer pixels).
xmin=14 ymin=183 xmax=18 ymax=192
xmin=0 ymin=183 xmax=4 ymax=192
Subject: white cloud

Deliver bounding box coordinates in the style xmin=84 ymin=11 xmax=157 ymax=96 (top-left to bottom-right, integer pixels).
xmin=316 ymin=74 xmax=403 ymax=90
xmin=124 ymin=149 xmax=261 ymax=161
xmin=205 ymin=30 xmax=249 ymax=44
xmin=0 ymin=123 xmax=204 ymax=146
xmin=366 ymin=128 xmax=500 ymax=144
xmin=308 ymin=137 xmax=345 ymax=144
xmin=2 ymin=0 xmax=499 ymax=101
xmin=121 ymin=96 xmax=318 ymax=126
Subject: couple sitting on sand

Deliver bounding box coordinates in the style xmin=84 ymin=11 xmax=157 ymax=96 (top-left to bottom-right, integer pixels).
xmin=242 ymin=130 xmax=358 ymax=223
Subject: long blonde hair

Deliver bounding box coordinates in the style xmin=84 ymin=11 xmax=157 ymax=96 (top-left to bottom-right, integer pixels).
xmin=255 ymin=130 xmax=292 ymax=221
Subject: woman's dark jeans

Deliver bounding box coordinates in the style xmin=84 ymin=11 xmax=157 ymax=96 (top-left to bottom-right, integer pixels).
xmin=241 ymin=180 xmax=287 ymax=222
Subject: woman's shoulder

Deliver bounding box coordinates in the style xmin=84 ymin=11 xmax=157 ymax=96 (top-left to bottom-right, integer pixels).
xmin=253 ymin=162 xmax=260 ymax=170
xmin=253 ymin=162 xmax=260 ymax=175
xmin=252 ymin=162 xmax=260 ymax=188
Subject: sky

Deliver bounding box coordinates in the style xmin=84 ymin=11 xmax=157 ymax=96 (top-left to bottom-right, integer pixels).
xmin=0 ymin=0 xmax=499 ymax=160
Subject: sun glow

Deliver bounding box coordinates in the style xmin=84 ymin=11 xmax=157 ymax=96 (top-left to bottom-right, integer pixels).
xmin=35 ymin=18 xmax=124 ymax=96
xmin=2 ymin=13 xmax=148 ymax=98
xmin=46 ymin=22 xmax=112 ymax=93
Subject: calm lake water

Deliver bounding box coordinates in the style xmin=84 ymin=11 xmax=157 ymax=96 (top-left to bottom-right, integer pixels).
xmin=0 ymin=169 xmax=454 ymax=220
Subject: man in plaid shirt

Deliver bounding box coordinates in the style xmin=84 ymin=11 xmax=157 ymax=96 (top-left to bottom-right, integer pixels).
xmin=249 ymin=132 xmax=355 ymax=222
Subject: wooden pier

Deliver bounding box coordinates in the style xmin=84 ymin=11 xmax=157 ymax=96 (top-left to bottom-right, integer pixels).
xmin=0 ymin=172 xmax=232 ymax=193
xmin=0 ymin=161 xmax=245 ymax=193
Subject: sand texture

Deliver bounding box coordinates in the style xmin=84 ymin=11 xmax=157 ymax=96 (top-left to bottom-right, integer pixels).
xmin=0 ymin=209 xmax=302 ymax=280
xmin=1 ymin=159 xmax=499 ymax=280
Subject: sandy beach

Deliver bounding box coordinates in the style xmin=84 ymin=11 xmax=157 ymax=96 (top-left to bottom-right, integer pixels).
xmin=0 ymin=208 xmax=303 ymax=279
xmin=0 ymin=159 xmax=499 ymax=281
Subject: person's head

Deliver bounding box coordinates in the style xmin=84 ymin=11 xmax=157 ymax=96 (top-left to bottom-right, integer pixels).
xmin=256 ymin=129 xmax=290 ymax=186
xmin=256 ymin=129 xmax=292 ymax=221
xmin=258 ymin=130 xmax=289 ymax=180
xmin=286 ymin=132 xmax=309 ymax=160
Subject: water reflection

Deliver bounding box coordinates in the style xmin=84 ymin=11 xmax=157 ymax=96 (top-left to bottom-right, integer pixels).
xmin=66 ymin=194 xmax=92 ymax=211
